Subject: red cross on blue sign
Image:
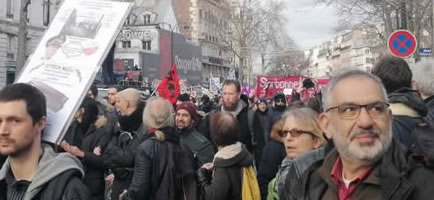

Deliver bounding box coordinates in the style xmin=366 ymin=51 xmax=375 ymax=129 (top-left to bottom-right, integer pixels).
xmin=387 ymin=30 xmax=417 ymax=58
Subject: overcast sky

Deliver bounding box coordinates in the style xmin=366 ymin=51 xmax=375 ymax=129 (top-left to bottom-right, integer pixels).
xmin=284 ymin=0 xmax=339 ymax=49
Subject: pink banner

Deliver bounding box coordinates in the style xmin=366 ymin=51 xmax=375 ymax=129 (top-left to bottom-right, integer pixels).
xmin=256 ymin=75 xmax=329 ymax=101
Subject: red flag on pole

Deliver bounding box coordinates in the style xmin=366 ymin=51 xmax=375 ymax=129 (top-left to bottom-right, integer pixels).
xmin=157 ymin=64 xmax=180 ymax=104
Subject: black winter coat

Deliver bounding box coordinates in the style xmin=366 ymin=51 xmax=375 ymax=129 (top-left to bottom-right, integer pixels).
xmin=287 ymin=140 xmax=434 ymax=200
xmin=257 ymin=140 xmax=286 ymax=199
xmin=389 ymin=88 xmax=427 ymax=150
xmin=0 ymin=169 xmax=88 ymax=200
xmin=80 ymin=123 xmax=111 ymax=200
xmin=425 ymin=95 xmax=434 ymax=121
xmin=178 ymin=128 xmax=215 ymax=168
xmin=123 ymin=127 xmax=197 ymax=200
xmin=102 ymin=123 xmax=149 ymax=200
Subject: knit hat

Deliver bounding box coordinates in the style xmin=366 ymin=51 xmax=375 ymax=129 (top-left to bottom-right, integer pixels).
xmin=256 ymin=98 xmax=267 ymax=104
xmin=176 ymin=102 xmax=197 ymax=120
xmin=274 ymin=93 xmax=286 ymax=102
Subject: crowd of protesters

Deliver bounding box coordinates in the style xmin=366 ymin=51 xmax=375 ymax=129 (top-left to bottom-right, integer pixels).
xmin=0 ymin=56 xmax=434 ymax=200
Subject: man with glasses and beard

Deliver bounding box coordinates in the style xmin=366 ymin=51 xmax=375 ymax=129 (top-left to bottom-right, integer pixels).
xmin=285 ymin=70 xmax=434 ymax=200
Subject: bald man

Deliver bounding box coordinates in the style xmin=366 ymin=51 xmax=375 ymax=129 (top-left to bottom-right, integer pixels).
xmin=102 ymin=88 xmax=150 ymax=200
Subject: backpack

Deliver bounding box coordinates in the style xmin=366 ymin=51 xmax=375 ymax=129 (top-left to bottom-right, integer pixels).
xmin=151 ymin=139 xmax=197 ymax=200
xmin=410 ymin=119 xmax=434 ymax=167
xmin=241 ymin=166 xmax=261 ymax=200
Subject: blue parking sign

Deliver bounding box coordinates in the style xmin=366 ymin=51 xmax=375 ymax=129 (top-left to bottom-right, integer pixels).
xmin=419 ymin=48 xmax=432 ymax=57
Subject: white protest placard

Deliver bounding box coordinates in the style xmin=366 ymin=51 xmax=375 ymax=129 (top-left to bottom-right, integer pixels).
xmin=283 ymin=88 xmax=293 ymax=96
xmin=210 ymin=77 xmax=221 ymax=95
xmin=228 ymin=68 xmax=236 ymax=80
xmin=16 ymin=0 xmax=133 ymax=143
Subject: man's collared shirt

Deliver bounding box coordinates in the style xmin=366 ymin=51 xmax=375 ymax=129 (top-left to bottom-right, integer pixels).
xmin=330 ymin=157 xmax=375 ymax=200
xmin=6 ymin=169 xmax=31 ymax=200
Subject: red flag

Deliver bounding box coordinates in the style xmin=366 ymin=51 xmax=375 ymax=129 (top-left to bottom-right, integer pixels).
xmin=157 ymin=64 xmax=180 ymax=104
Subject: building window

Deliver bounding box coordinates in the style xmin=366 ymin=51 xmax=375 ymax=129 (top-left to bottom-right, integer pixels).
xmin=43 ymin=0 xmax=50 ymax=26
xmin=6 ymin=0 xmax=14 ymax=19
xmin=6 ymin=71 xmax=15 ymax=84
xmin=365 ymin=49 xmax=370 ymax=54
xmin=366 ymin=67 xmax=371 ymax=72
xmin=6 ymin=34 xmax=15 ymax=57
xmin=26 ymin=38 xmax=32 ymax=56
xmin=143 ymin=15 xmax=151 ymax=24
xmin=199 ymin=9 xmax=202 ymax=20
xmin=122 ymin=41 xmax=131 ymax=48
xmin=142 ymin=40 xmax=151 ymax=50
xmin=366 ymin=57 xmax=370 ymax=64
xmin=125 ymin=15 xmax=131 ymax=25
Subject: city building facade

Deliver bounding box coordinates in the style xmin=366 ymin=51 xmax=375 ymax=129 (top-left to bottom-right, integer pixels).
xmin=0 ymin=0 xmax=60 ymax=88
xmin=174 ymin=0 xmax=234 ymax=86
xmin=303 ymin=25 xmax=384 ymax=78
xmin=114 ymin=0 xmax=202 ymax=89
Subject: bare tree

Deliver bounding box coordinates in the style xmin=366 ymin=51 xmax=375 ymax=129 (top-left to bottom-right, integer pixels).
xmin=266 ymin=50 xmax=307 ymax=77
xmin=219 ymin=0 xmax=300 ymax=83
xmin=318 ymin=0 xmax=433 ymax=60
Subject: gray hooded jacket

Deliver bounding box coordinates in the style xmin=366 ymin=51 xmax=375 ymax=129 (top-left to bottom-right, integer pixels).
xmin=0 ymin=144 xmax=88 ymax=200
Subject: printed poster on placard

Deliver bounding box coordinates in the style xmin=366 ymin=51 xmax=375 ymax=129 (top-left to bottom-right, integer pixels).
xmin=16 ymin=0 xmax=133 ymax=143
xmin=210 ymin=78 xmax=221 ymax=95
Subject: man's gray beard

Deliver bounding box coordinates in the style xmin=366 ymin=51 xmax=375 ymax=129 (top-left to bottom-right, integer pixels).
xmin=332 ymin=126 xmax=393 ymax=166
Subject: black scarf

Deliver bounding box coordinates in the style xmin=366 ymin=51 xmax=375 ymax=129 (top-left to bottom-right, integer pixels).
xmin=157 ymin=126 xmax=180 ymax=144
xmin=118 ymin=103 xmax=144 ymax=132
xmin=274 ymin=105 xmax=286 ymax=112
xmin=258 ymin=109 xmax=268 ymax=115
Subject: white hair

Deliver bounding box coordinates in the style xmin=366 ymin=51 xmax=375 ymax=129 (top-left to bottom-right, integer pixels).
xmin=322 ymin=69 xmax=388 ymax=109
xmin=412 ymin=59 xmax=434 ymax=97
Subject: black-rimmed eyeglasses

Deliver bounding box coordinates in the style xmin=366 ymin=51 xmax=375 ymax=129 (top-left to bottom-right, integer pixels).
xmin=325 ymin=102 xmax=390 ymax=119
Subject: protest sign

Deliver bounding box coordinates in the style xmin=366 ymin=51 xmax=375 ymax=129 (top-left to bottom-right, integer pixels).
xmin=256 ymin=75 xmax=328 ymax=101
xmin=16 ymin=0 xmax=133 ymax=143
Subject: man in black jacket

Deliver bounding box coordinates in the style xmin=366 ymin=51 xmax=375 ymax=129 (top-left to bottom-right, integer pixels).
xmin=176 ymin=102 xmax=215 ymax=168
xmin=372 ymin=56 xmax=427 ymax=150
xmin=199 ymin=80 xmax=263 ymax=155
xmin=0 ymin=83 xmax=88 ymax=200
xmin=284 ymin=70 xmax=434 ymax=200
xmin=412 ymin=59 xmax=434 ymax=121
xmin=102 ymin=88 xmax=149 ymax=200
xmin=268 ymin=93 xmax=288 ymax=127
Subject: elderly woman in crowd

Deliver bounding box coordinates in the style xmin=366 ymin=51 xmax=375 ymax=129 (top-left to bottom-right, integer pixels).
xmin=267 ymin=107 xmax=326 ymax=200
xmin=120 ymin=96 xmax=196 ymax=200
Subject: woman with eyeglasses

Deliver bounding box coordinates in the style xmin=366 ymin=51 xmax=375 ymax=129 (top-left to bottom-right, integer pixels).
xmin=267 ymin=107 xmax=326 ymax=200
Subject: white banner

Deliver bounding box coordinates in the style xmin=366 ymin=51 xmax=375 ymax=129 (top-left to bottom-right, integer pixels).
xmin=16 ymin=0 xmax=132 ymax=143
